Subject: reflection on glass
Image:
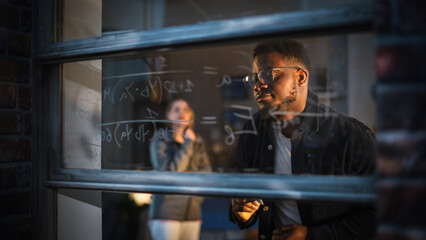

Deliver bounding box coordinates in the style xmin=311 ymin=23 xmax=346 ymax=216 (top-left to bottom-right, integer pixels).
xmin=58 ymin=189 xmax=102 ymax=240
xmin=62 ymin=60 xmax=102 ymax=169
xmin=102 ymin=193 xmax=254 ymax=240
xmin=62 ymin=0 xmax=102 ymax=41
xmin=59 ymin=0 xmax=370 ymax=41
xmin=61 ymin=34 xmax=376 ymax=172
xmin=103 ymin=192 xmax=376 ymax=240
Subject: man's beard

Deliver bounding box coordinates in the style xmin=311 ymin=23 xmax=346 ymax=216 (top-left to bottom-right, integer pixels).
xmin=259 ymin=88 xmax=297 ymax=120
xmin=259 ymin=107 xmax=273 ymax=120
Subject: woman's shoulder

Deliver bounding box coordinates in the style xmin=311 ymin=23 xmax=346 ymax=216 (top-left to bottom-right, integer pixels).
xmin=194 ymin=133 xmax=206 ymax=143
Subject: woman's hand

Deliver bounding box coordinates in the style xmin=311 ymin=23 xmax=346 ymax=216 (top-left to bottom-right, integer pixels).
xmin=183 ymin=128 xmax=196 ymax=141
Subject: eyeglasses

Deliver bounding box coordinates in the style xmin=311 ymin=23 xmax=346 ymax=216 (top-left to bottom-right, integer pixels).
xmin=243 ymin=67 xmax=301 ymax=90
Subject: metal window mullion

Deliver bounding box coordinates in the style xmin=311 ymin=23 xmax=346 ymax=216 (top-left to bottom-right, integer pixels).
xmin=46 ymin=169 xmax=376 ymax=203
xmin=36 ymin=5 xmax=372 ymax=63
xmin=47 ymin=64 xmax=62 ymax=173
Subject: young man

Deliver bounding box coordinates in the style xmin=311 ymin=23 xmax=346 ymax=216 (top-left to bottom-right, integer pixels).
xmin=229 ymin=39 xmax=376 ymax=240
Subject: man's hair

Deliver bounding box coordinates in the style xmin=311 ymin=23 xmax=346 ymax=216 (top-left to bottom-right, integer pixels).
xmin=253 ymin=39 xmax=310 ymax=71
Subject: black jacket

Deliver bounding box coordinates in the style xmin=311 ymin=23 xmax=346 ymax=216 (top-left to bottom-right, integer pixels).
xmin=229 ymin=91 xmax=376 ymax=240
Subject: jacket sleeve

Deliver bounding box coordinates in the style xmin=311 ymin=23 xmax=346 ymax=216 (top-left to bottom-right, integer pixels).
xmin=234 ymin=122 xmax=257 ymax=172
xmin=150 ymin=137 xmax=194 ymax=172
xmin=351 ymin=128 xmax=377 ymax=176
xmin=306 ymin=127 xmax=377 ymax=240
xmin=228 ymin=120 xmax=261 ymax=229
xmin=306 ymin=204 xmax=376 ymax=240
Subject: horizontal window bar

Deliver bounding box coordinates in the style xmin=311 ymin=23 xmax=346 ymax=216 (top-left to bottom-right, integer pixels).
xmin=378 ymin=224 xmax=426 ymax=237
xmin=47 ymin=169 xmax=376 ymax=203
xmin=37 ymin=5 xmax=372 ymax=63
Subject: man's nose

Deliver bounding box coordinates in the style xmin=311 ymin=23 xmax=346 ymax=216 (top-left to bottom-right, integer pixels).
xmin=254 ymin=80 xmax=268 ymax=91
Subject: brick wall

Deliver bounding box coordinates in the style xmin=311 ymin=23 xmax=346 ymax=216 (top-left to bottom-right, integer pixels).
xmin=374 ymin=0 xmax=426 ymax=239
xmin=0 ymin=0 xmax=33 ymax=239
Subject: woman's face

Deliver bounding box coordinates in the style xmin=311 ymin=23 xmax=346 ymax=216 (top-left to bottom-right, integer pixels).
xmin=167 ymin=100 xmax=193 ymax=127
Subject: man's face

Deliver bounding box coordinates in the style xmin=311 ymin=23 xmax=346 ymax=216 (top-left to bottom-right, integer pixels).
xmin=252 ymin=51 xmax=300 ymax=114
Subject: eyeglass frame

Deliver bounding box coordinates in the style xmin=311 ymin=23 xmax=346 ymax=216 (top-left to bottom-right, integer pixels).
xmin=242 ymin=67 xmax=302 ymax=90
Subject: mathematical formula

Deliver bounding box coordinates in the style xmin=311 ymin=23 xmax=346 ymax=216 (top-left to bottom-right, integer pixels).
xmin=99 ymin=105 xmax=257 ymax=148
xmin=102 ymin=68 xmax=244 ymax=105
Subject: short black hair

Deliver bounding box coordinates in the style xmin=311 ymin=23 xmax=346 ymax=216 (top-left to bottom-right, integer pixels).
xmin=253 ymin=39 xmax=310 ymax=71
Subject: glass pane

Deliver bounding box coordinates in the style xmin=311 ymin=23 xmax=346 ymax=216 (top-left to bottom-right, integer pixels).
xmin=102 ymin=192 xmax=376 ymax=240
xmin=102 ymin=193 xmax=256 ymax=240
xmin=62 ymin=60 xmax=102 ymax=169
xmin=61 ymin=0 xmax=102 ymax=41
xmin=59 ymin=0 xmax=370 ymax=41
xmin=58 ymin=189 xmax=102 ymax=240
xmin=61 ymin=33 xmax=376 ymax=175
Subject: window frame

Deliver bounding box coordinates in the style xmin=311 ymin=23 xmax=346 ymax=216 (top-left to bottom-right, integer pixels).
xmin=36 ymin=0 xmax=376 ymax=205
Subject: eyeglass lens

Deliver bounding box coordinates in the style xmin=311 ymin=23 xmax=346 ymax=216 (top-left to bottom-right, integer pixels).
xmin=244 ymin=69 xmax=273 ymax=89
xmin=258 ymin=69 xmax=273 ymax=83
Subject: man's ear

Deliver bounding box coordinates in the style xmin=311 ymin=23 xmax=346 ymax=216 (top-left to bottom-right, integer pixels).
xmin=297 ymin=69 xmax=308 ymax=86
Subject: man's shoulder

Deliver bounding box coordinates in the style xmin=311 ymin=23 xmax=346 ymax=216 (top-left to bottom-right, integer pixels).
xmin=317 ymin=103 xmax=374 ymax=139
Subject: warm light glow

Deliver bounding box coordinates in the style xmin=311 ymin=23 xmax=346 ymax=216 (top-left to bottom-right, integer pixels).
xmin=129 ymin=193 xmax=152 ymax=206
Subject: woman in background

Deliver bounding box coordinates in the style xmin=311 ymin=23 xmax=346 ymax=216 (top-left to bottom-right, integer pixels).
xmin=149 ymin=99 xmax=211 ymax=240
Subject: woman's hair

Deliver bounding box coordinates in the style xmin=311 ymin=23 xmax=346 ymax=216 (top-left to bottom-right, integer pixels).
xmin=165 ymin=98 xmax=194 ymax=129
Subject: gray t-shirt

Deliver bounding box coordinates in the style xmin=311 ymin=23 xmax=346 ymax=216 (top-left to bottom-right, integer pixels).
xmin=273 ymin=125 xmax=302 ymax=227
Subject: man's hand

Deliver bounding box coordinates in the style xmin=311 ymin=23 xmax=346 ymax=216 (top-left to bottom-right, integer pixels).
xmin=272 ymin=224 xmax=307 ymax=240
xmin=231 ymin=198 xmax=260 ymax=222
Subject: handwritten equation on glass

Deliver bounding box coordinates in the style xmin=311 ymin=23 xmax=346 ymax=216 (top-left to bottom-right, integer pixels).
xmin=100 ymin=55 xmax=258 ymax=148
xmin=100 ymin=105 xmax=257 ymax=148
xmin=102 ymin=70 xmax=234 ymax=104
